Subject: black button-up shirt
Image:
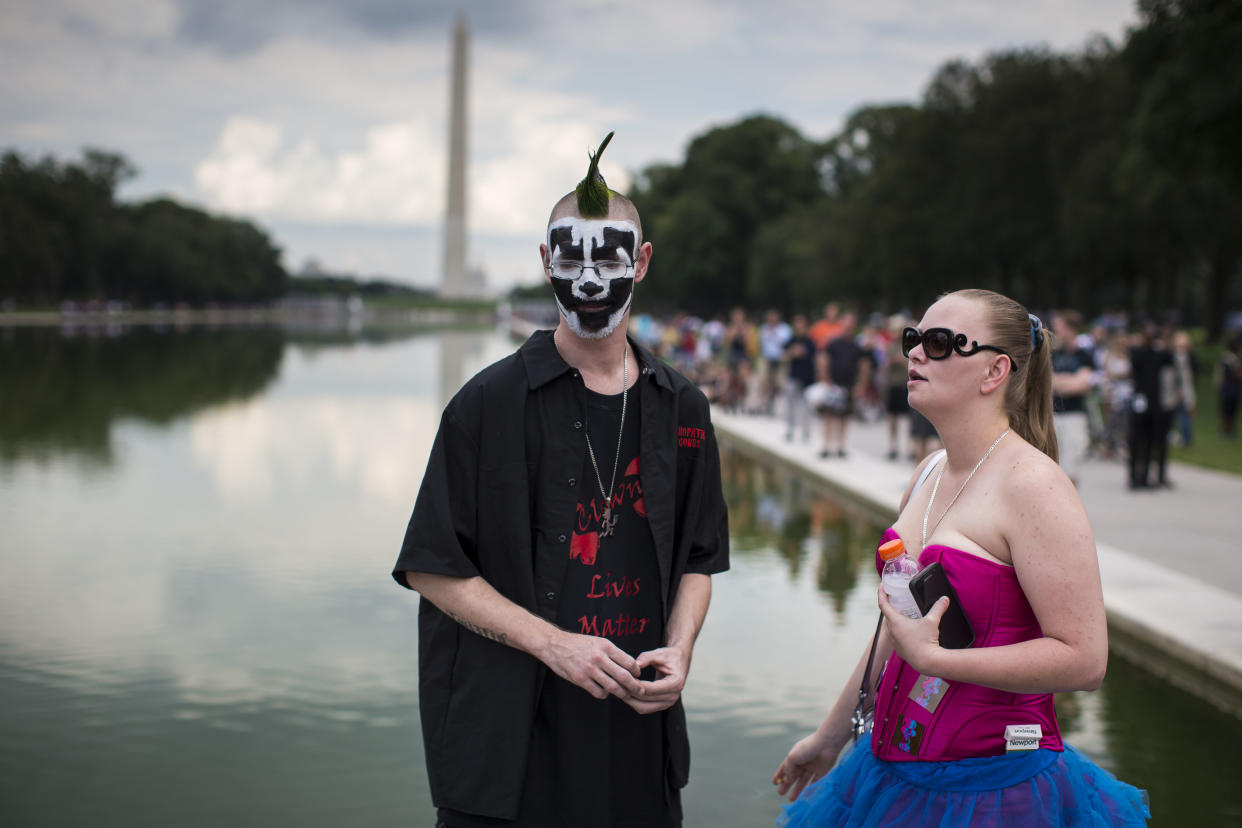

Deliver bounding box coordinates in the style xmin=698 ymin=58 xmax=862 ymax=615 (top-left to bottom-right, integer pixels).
xmin=393 ymin=330 xmax=729 ymax=821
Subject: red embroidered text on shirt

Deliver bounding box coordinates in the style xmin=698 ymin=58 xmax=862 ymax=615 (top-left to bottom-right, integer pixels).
xmin=677 ymin=426 xmax=705 ymax=448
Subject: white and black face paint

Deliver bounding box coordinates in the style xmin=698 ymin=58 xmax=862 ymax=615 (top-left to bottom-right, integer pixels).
xmin=546 ymin=218 xmax=637 ymax=339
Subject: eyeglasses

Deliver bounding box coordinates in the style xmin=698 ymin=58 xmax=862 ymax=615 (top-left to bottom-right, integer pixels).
xmin=902 ymin=326 xmax=1013 ymax=364
xmin=545 ymin=260 xmax=632 ymax=280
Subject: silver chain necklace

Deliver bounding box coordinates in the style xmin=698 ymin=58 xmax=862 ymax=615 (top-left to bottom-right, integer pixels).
xmin=922 ymin=428 xmax=1010 ymax=550
xmin=583 ymin=345 xmax=628 ymax=538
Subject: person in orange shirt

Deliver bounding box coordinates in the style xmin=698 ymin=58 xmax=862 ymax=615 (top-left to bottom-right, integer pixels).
xmin=809 ymin=302 xmax=844 ymax=350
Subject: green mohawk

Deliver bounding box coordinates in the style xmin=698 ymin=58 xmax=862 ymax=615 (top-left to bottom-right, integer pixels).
xmin=574 ymin=131 xmax=615 ymax=218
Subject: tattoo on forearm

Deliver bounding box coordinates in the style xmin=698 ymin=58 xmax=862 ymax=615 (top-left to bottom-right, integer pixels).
xmin=445 ymin=610 xmax=508 ymax=645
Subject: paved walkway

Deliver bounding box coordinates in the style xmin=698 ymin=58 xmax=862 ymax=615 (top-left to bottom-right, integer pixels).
xmin=710 ymin=405 xmax=1242 ymax=717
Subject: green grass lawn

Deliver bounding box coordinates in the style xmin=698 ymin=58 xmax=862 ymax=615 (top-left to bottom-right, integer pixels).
xmin=1169 ymin=355 xmax=1240 ymax=475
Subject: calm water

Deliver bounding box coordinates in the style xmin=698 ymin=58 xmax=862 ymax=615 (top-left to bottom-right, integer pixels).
xmin=1 ymin=324 xmax=1239 ymax=827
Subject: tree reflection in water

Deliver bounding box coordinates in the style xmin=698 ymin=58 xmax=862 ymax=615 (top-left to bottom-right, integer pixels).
xmin=0 ymin=326 xmax=285 ymax=465
xmin=0 ymin=323 xmax=438 ymax=466
xmin=718 ymin=443 xmax=887 ymax=616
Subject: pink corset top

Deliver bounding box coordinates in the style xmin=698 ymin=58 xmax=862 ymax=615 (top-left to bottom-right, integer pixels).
xmin=869 ymin=528 xmax=1063 ymax=762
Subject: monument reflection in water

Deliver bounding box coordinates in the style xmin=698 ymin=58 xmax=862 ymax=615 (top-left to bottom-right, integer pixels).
xmin=0 ymin=325 xmax=1238 ymax=827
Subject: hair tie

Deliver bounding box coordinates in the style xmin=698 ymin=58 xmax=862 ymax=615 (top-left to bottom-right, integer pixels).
xmin=1028 ymin=314 xmax=1043 ymax=352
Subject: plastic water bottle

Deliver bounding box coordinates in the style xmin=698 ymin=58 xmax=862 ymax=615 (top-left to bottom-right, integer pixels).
xmin=879 ymin=538 xmax=923 ymax=620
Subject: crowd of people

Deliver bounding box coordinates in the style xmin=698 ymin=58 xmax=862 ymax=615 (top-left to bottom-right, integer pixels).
xmin=630 ymin=303 xmax=1242 ymax=490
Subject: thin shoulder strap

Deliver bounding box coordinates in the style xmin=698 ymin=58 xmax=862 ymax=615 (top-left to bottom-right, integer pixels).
xmin=851 ymin=612 xmax=885 ymax=744
xmin=911 ymin=449 xmax=947 ymax=495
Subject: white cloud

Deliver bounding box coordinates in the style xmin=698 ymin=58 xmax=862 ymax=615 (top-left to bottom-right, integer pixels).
xmin=468 ymin=80 xmax=634 ymax=236
xmin=2 ymin=0 xmax=1138 ymax=287
xmin=192 ymin=38 xmax=637 ymax=243
xmin=194 ymin=116 xmax=446 ymax=225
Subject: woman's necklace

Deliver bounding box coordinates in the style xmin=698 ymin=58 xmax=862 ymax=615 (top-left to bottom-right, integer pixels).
xmin=583 ymin=344 xmax=628 ymax=538
xmin=922 ymin=428 xmax=1010 ymax=550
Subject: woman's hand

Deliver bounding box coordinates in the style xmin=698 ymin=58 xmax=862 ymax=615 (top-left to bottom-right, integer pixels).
xmin=772 ymin=730 xmax=842 ymax=802
xmin=877 ymin=585 xmax=950 ymax=676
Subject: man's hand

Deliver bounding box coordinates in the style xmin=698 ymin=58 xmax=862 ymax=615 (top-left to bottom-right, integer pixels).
xmin=625 ymin=645 xmax=690 ymax=714
xmin=542 ymin=629 xmax=645 ymax=701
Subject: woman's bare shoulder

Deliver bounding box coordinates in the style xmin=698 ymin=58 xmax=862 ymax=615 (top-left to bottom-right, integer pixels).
xmin=998 ymin=441 xmax=1087 ymax=530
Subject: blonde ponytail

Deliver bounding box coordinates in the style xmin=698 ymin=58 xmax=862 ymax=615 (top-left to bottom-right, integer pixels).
xmin=951 ymin=290 xmax=1059 ymax=462
xmin=1017 ymin=323 xmax=1058 ymax=462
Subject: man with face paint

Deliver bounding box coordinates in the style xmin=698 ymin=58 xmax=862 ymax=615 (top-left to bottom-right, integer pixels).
xmin=543 ymin=208 xmax=641 ymax=340
xmin=393 ymin=133 xmax=729 ymax=828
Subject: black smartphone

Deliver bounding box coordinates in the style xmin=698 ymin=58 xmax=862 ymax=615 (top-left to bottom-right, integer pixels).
xmin=908 ymin=562 xmax=975 ymax=649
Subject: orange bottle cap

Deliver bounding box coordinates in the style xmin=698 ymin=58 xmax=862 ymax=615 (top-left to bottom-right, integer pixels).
xmin=878 ymin=538 xmax=906 ymax=561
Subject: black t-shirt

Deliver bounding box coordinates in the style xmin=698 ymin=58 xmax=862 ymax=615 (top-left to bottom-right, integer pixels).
xmin=1052 ymin=346 xmax=1095 ymax=412
xmin=784 ymin=335 xmax=817 ymax=386
xmin=553 ymin=384 xmax=671 ymax=827
xmin=562 ymin=387 xmax=663 ymax=653
xmin=824 ymin=335 xmax=864 ymax=387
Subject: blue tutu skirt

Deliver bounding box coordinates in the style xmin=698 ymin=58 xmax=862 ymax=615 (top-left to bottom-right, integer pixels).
xmin=779 ymin=734 xmax=1149 ymax=828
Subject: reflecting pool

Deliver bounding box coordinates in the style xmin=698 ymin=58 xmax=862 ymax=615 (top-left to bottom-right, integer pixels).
xmin=1 ymin=325 xmax=1238 ymax=827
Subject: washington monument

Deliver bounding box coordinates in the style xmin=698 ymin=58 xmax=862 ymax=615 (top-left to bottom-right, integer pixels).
xmin=441 ymin=14 xmax=478 ymax=297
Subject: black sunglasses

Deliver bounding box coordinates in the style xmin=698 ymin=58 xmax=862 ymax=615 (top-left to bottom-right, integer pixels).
xmin=902 ymin=326 xmax=1014 ymax=364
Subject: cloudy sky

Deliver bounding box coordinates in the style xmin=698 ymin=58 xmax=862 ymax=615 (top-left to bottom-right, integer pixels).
xmin=1 ymin=0 xmax=1137 ymax=292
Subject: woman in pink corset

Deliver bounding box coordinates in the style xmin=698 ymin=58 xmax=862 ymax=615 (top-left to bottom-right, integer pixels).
xmin=772 ymin=290 xmax=1149 ymax=827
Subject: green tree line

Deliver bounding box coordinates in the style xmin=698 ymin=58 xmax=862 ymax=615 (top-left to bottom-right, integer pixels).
xmin=630 ymin=0 xmax=1241 ymax=341
xmin=0 ymin=149 xmax=287 ymax=306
